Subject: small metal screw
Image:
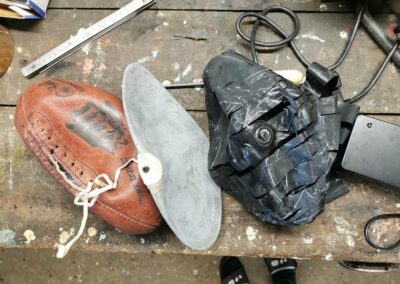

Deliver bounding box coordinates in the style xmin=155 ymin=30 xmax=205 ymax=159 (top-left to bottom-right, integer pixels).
xmin=367 ymin=123 xmax=373 ymax=128
xmin=142 ymin=166 xmax=150 ymax=173
xmin=258 ymin=129 xmax=272 ymax=143
xmin=255 ymin=125 xmax=273 ymax=146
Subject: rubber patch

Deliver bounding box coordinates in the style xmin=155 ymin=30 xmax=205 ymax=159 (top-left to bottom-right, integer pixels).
xmin=203 ymin=51 xmax=359 ymax=225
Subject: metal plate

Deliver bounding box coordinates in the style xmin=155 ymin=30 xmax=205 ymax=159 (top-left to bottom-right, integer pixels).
xmin=342 ymin=115 xmax=400 ymax=188
xmin=122 ymin=63 xmax=222 ymax=250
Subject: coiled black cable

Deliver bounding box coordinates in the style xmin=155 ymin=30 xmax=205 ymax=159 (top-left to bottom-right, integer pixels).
xmin=364 ymin=213 xmax=400 ymax=250
xmin=235 ymin=5 xmax=400 ymax=103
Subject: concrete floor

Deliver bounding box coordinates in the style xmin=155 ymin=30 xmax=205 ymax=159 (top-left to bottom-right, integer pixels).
xmin=0 ymin=248 xmax=399 ymax=283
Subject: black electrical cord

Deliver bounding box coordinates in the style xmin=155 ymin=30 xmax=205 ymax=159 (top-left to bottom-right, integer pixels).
xmin=347 ymin=41 xmax=400 ymax=103
xmin=235 ymin=5 xmax=400 ymax=103
xmin=364 ymin=213 xmax=400 ymax=250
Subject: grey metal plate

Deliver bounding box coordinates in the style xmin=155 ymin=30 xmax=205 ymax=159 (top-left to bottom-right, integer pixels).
xmin=342 ymin=115 xmax=400 ymax=188
xmin=122 ymin=63 xmax=222 ymax=250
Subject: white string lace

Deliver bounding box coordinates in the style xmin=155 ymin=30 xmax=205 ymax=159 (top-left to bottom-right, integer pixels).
xmin=56 ymin=158 xmax=137 ymax=258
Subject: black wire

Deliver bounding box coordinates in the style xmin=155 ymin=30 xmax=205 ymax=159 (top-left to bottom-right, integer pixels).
xmin=235 ymin=5 xmax=399 ymax=103
xmin=236 ymin=5 xmax=365 ymax=69
xmin=364 ymin=213 xmax=400 ymax=250
xmin=328 ymin=5 xmax=365 ymax=70
xmin=346 ymin=41 xmax=400 ymax=103
xmin=235 ymin=7 xmax=300 ymax=64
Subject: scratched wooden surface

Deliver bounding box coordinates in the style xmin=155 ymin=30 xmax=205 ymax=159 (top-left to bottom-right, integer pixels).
xmin=0 ymin=1 xmax=400 ymax=262
xmin=2 ymin=11 xmax=400 ymax=112
xmin=47 ymin=0 xmax=352 ymax=11
xmin=47 ymin=0 xmax=399 ymax=13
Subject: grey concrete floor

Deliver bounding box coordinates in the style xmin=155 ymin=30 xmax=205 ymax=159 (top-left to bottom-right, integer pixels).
xmin=0 ymin=248 xmax=399 ymax=283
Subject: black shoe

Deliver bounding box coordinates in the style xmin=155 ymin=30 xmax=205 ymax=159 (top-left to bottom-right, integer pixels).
xmin=220 ymin=256 xmax=249 ymax=284
xmin=264 ymin=258 xmax=297 ymax=284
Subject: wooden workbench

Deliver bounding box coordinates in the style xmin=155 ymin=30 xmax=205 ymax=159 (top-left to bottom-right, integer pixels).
xmin=0 ymin=0 xmax=399 ymax=263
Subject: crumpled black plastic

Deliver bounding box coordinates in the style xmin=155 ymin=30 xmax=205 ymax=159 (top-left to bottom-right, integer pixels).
xmin=203 ymin=50 xmax=359 ymax=226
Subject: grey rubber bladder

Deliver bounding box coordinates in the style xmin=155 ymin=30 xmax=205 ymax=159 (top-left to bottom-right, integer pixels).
xmin=122 ymin=63 xmax=222 ymax=250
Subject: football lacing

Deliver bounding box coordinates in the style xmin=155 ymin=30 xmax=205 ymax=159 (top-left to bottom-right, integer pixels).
xmin=56 ymin=158 xmax=137 ymax=258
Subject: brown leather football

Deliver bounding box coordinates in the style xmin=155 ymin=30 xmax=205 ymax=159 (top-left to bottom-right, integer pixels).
xmin=15 ymin=79 xmax=162 ymax=234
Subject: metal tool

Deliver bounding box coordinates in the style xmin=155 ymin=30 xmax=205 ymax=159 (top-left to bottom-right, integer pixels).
xmin=122 ymin=64 xmax=222 ymax=250
xmin=362 ymin=10 xmax=400 ymax=69
xmin=21 ymin=0 xmax=155 ymax=78
xmin=339 ymin=261 xmax=399 ymax=273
